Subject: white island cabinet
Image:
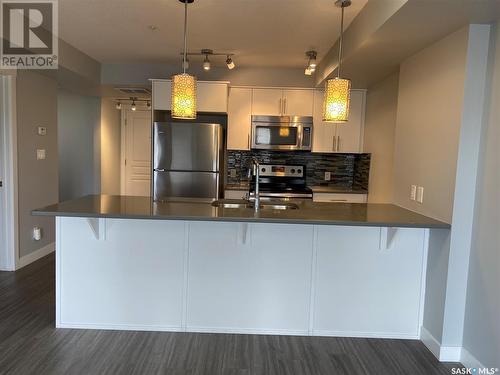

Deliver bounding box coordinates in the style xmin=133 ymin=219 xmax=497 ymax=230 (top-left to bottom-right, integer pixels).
xmin=55 ymin=217 xmax=430 ymax=338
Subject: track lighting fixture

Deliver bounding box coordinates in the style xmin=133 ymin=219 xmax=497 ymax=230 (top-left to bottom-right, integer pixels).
xmin=181 ymin=49 xmax=236 ymax=70
xmin=226 ymin=55 xmax=235 ymax=70
xmin=202 ymin=49 xmax=212 ymax=71
xmin=304 ymin=51 xmax=317 ymax=76
xmin=114 ymin=97 xmax=150 ymax=110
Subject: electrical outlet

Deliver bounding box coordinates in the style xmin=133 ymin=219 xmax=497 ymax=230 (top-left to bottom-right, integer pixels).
xmin=230 ymin=169 xmax=237 ymax=178
xmin=410 ymin=185 xmax=417 ymax=201
xmin=324 ymin=171 xmax=331 ymax=181
xmin=33 ymin=226 xmax=42 ymax=241
xmin=36 ymin=149 xmax=46 ymax=160
xmin=416 ymin=186 xmax=424 ymax=203
xmin=37 ymin=126 xmax=47 ymax=136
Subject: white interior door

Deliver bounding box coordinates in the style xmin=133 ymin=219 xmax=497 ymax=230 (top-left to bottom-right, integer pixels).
xmin=123 ymin=110 xmax=152 ymax=196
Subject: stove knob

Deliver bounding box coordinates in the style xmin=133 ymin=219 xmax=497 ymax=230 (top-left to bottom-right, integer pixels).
xmin=261 ymin=168 xmax=266 ymax=173
xmin=297 ymin=169 xmax=302 ymax=174
xmin=291 ymin=169 xmax=296 ymax=174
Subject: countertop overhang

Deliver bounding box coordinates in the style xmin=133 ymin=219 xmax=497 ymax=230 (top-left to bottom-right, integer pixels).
xmin=32 ymin=195 xmax=450 ymax=229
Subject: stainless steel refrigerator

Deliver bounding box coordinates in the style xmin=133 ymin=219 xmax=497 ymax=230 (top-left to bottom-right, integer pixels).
xmin=153 ymin=122 xmax=223 ymax=201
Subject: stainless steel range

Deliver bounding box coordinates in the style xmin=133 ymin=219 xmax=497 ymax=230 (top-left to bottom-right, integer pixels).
xmin=249 ymin=163 xmax=312 ymax=200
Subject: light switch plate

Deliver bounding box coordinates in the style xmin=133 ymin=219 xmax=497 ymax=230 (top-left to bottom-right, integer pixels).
xmin=416 ymin=186 xmax=424 ymax=203
xmin=410 ymin=185 xmax=417 ymax=201
xmin=324 ymin=171 xmax=331 ymax=181
xmin=36 ymin=149 xmax=46 ymax=160
xmin=230 ymin=169 xmax=237 ymax=178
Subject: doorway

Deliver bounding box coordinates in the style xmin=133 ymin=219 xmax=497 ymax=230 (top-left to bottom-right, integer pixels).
xmin=120 ymin=108 xmax=152 ymax=196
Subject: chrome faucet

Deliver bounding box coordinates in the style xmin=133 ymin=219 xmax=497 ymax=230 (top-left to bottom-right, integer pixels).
xmin=250 ymin=157 xmax=261 ymax=211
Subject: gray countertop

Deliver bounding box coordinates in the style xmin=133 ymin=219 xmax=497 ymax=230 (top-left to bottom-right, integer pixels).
xmin=32 ymin=195 xmax=450 ymax=229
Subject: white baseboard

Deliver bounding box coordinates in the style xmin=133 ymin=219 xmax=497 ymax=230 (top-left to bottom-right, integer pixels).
xmin=461 ymin=347 xmax=486 ymax=370
xmin=440 ymin=346 xmax=462 ymax=362
xmin=57 ymin=322 xmax=184 ymax=332
xmin=185 ymin=326 xmax=309 ymax=336
xmin=420 ymin=326 xmax=462 ymax=362
xmin=313 ymin=329 xmax=419 ymax=340
xmin=420 ymin=326 xmax=442 ymax=359
xmin=17 ymin=242 xmax=55 ymax=269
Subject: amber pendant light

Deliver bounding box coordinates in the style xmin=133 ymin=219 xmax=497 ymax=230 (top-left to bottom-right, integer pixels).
xmin=323 ymin=0 xmax=352 ymax=123
xmin=171 ymin=0 xmax=197 ymax=119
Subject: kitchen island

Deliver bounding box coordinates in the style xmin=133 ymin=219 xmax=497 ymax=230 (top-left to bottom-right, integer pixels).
xmin=34 ymin=195 xmax=449 ymax=339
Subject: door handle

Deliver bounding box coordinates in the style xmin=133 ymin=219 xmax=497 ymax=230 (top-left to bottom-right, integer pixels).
xmin=247 ymin=134 xmax=250 ymax=149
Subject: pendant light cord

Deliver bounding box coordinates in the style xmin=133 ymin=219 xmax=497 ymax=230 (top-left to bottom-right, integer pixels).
xmin=182 ymin=0 xmax=188 ymax=74
xmin=338 ymin=4 xmax=345 ymax=78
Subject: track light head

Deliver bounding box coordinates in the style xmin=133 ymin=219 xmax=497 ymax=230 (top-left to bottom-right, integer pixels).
xmin=116 ymin=101 xmax=122 ymax=110
xmin=305 ymin=50 xmax=318 ymax=75
xmin=131 ymin=98 xmax=137 ymax=111
xmin=203 ymin=55 xmax=211 ymax=71
xmin=226 ymin=55 xmax=235 ymax=70
xmin=146 ymin=101 xmax=151 ymax=109
xmin=304 ymin=67 xmax=313 ymax=76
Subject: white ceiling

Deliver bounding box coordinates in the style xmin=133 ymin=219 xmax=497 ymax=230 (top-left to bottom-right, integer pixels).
xmin=58 ymin=0 xmax=368 ymax=68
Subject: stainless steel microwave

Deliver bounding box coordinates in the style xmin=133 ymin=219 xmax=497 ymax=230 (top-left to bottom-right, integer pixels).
xmin=250 ymin=115 xmax=313 ymax=151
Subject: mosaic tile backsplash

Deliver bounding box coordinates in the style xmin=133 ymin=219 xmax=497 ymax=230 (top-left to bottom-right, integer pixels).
xmin=226 ymin=150 xmax=371 ymax=192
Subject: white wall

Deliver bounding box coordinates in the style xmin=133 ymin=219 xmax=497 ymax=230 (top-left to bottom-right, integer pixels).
xmin=100 ymin=98 xmax=121 ymax=195
xmin=364 ymin=72 xmax=399 ymax=203
xmin=461 ymin=22 xmax=500 ymax=368
xmin=58 ymin=90 xmax=101 ymax=201
xmin=16 ymin=71 xmax=58 ymax=258
xmin=393 ymin=27 xmax=469 ymax=223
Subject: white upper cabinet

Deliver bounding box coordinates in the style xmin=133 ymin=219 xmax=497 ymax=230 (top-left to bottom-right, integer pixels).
xmin=152 ymin=80 xmax=229 ymax=113
xmin=282 ymin=89 xmax=314 ymax=116
xmin=152 ymin=80 xmax=171 ymax=111
xmin=252 ymin=88 xmax=314 ymax=116
xmin=312 ymin=89 xmax=366 ymax=153
xmin=227 ymin=87 xmax=252 ymax=150
xmin=252 ymin=88 xmax=283 ymax=116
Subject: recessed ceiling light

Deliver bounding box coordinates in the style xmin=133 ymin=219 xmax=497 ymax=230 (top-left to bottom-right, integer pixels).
xmin=148 ymin=25 xmax=159 ymax=31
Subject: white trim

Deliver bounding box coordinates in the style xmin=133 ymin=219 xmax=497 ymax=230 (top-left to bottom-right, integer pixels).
xmin=307 ymin=226 xmax=318 ymax=334
xmin=149 ymin=78 xmax=231 ymax=84
xmin=0 ymin=74 xmax=18 ymax=271
xmin=56 ymin=217 xmax=61 ymax=327
xmin=460 ymin=347 xmax=485 ymax=370
xmin=420 ymin=326 xmax=462 ymax=362
xmin=440 ymin=346 xmax=462 ymax=362
xmin=17 ymin=242 xmax=55 ymax=269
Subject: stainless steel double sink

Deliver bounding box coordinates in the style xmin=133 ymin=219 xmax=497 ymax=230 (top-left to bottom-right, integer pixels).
xmin=212 ymin=199 xmax=299 ymax=210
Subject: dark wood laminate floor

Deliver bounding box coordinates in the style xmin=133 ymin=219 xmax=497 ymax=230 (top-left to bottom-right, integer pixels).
xmin=0 ymin=254 xmax=461 ymax=375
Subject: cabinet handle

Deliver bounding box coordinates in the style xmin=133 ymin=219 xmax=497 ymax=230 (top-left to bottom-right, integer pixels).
xmin=279 ymin=98 xmax=282 ymax=115
xmin=283 ymin=98 xmax=287 ymax=114
xmin=247 ymin=134 xmax=250 ymax=149
xmin=332 ymin=136 xmax=337 ymax=152
xmin=337 ymin=136 xmax=341 ymax=151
